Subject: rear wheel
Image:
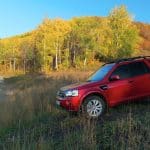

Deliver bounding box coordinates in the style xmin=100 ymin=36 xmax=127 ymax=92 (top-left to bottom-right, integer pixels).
xmin=81 ymin=95 xmax=106 ymax=118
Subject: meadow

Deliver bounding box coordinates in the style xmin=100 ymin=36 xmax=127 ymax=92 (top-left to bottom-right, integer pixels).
xmin=0 ymin=71 xmax=149 ymax=150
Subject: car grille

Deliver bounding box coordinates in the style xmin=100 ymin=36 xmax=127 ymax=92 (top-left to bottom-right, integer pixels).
xmin=57 ymin=90 xmax=66 ymax=98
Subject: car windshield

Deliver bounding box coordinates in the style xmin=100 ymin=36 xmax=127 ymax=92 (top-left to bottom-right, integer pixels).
xmin=87 ymin=63 xmax=115 ymax=82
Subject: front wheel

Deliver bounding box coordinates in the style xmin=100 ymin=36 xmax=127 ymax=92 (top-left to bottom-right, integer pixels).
xmin=81 ymin=96 xmax=106 ymax=118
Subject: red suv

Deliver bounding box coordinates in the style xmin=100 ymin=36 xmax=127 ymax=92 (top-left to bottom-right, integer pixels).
xmin=56 ymin=56 xmax=150 ymax=118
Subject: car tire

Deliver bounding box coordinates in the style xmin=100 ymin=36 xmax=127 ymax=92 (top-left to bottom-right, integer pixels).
xmin=81 ymin=95 xmax=106 ymax=119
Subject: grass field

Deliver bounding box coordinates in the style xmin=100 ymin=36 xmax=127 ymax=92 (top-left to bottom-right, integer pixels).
xmin=0 ymin=71 xmax=150 ymax=150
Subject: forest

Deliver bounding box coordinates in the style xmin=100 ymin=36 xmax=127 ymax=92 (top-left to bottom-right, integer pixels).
xmin=0 ymin=6 xmax=150 ymax=73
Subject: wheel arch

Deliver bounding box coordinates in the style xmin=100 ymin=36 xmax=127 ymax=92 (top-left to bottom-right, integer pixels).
xmin=80 ymin=92 xmax=108 ymax=108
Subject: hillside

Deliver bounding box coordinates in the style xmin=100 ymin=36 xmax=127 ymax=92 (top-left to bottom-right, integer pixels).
xmin=0 ymin=6 xmax=150 ymax=74
xmin=135 ymin=22 xmax=150 ymax=55
xmin=0 ymin=72 xmax=149 ymax=149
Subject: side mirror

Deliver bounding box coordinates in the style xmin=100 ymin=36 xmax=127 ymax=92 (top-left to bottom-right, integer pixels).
xmin=110 ymin=75 xmax=120 ymax=81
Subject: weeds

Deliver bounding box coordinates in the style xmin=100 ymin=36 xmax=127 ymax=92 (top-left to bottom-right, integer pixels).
xmin=0 ymin=71 xmax=149 ymax=150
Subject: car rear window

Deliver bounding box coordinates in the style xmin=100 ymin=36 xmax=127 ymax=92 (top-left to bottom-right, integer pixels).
xmin=129 ymin=61 xmax=149 ymax=77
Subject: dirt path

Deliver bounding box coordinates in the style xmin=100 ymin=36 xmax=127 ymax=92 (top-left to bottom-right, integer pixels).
xmin=0 ymin=76 xmax=7 ymax=101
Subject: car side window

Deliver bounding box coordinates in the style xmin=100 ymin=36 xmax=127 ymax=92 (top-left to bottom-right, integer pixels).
xmin=129 ymin=61 xmax=149 ymax=77
xmin=111 ymin=64 xmax=131 ymax=80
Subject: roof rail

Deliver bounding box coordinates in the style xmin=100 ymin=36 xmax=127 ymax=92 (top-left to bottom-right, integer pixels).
xmin=144 ymin=56 xmax=150 ymax=59
xmin=116 ymin=56 xmax=150 ymax=64
xmin=106 ymin=56 xmax=150 ymax=64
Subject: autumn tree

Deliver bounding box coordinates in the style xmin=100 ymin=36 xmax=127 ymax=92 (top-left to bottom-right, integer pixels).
xmin=0 ymin=5 xmax=146 ymax=73
xmin=68 ymin=17 xmax=103 ymax=67
xmin=19 ymin=33 xmax=41 ymax=72
xmin=0 ymin=40 xmax=4 ymax=62
xmin=36 ymin=18 xmax=71 ymax=70
xmin=107 ymin=5 xmax=140 ymax=59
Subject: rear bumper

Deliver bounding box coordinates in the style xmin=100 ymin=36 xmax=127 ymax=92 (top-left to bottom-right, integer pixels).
xmin=56 ymin=96 xmax=80 ymax=111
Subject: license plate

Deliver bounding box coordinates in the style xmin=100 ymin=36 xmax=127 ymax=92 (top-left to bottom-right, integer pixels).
xmin=56 ymin=101 xmax=60 ymax=105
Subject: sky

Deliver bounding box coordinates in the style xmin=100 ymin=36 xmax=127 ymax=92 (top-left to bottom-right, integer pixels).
xmin=0 ymin=0 xmax=150 ymax=38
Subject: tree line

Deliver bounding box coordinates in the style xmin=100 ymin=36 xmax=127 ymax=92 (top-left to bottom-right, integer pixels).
xmin=0 ymin=5 xmax=148 ymax=73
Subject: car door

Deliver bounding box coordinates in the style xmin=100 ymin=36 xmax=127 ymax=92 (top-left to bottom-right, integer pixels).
xmin=128 ymin=61 xmax=150 ymax=98
xmin=105 ymin=64 xmax=133 ymax=105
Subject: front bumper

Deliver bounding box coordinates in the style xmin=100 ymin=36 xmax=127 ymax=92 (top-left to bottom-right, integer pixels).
xmin=56 ymin=96 xmax=80 ymax=111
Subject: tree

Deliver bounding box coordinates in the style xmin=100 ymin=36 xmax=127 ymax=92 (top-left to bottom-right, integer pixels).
xmin=0 ymin=6 xmax=144 ymax=73
xmin=36 ymin=18 xmax=71 ymax=70
xmin=19 ymin=33 xmax=41 ymax=73
xmin=68 ymin=17 xmax=102 ymax=67
xmin=107 ymin=5 xmax=140 ymax=59
xmin=0 ymin=37 xmax=21 ymax=71
xmin=0 ymin=40 xmax=4 ymax=62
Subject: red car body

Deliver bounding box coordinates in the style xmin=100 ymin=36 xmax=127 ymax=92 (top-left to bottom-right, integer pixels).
xmin=56 ymin=56 xmax=150 ymax=114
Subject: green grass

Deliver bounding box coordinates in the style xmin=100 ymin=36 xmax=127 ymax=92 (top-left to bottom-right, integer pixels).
xmin=0 ymin=71 xmax=150 ymax=150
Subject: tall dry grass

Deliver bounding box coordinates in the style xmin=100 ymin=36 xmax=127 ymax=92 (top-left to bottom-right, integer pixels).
xmin=0 ymin=70 xmax=149 ymax=150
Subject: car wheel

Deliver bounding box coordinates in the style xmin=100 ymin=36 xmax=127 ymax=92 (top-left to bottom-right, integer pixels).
xmin=81 ymin=95 xmax=106 ymax=118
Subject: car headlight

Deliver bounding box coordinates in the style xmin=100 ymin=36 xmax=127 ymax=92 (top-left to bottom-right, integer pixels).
xmin=65 ymin=90 xmax=79 ymax=97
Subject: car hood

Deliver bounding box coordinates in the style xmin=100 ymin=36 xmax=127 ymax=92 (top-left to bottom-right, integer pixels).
xmin=60 ymin=81 xmax=103 ymax=91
